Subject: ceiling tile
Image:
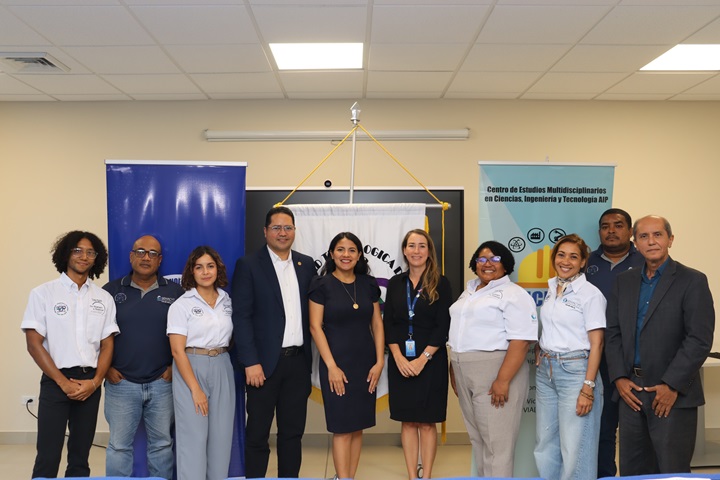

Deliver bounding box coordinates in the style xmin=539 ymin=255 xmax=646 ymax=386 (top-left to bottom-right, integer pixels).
xmin=444 ymin=91 xmax=519 ymax=99
xmin=0 ymin=73 xmax=43 ymax=94
xmin=14 ymin=73 xmax=122 ymax=95
xmin=369 ymin=44 xmax=465 ymax=71
xmin=595 ymin=93 xmax=673 ymax=100
xmin=448 ymin=71 xmax=542 ymax=94
xmin=8 ymin=5 xmax=154 ymax=46
xmin=551 ymin=45 xmax=670 ymax=72
xmin=683 ymin=15 xmax=720 ymax=43
xmin=53 ymin=94 xmax=131 ymax=101
xmin=0 ymin=7 xmax=50 ymax=45
xmin=0 ymin=94 xmax=55 ymax=101
xmin=64 ymin=46 xmax=181 ymax=74
xmin=252 ymin=5 xmax=367 ymax=43
xmin=190 ymin=72 xmax=283 ymax=95
xmin=679 ymin=74 xmax=720 ymax=94
xmin=462 ymin=44 xmax=570 ymax=72
xmin=581 ymin=5 xmax=720 ymax=45
xmin=279 ymin=71 xmax=364 ymax=93
xmin=477 ymin=5 xmax=610 ymax=44
xmin=528 ymin=72 xmax=629 ymax=94
xmin=366 ymin=71 xmax=452 ymax=93
xmin=606 ymin=72 xmax=715 ymax=94
xmin=371 ymin=5 xmax=491 ymax=44
xmin=165 ymin=44 xmax=272 ymax=74
xmin=521 ymin=92 xmax=597 ymax=100
xmin=102 ymin=74 xmax=200 ymax=94
xmin=130 ymin=5 xmax=258 ymax=44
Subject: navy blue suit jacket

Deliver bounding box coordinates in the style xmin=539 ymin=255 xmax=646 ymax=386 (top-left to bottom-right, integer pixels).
xmin=605 ymin=257 xmax=715 ymax=407
xmin=231 ymin=246 xmax=316 ymax=377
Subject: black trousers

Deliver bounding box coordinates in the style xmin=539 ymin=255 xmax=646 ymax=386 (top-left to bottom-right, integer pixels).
xmin=32 ymin=367 xmax=101 ymax=479
xmin=244 ymin=354 xmax=311 ymax=478
xmin=618 ymin=382 xmax=697 ymax=475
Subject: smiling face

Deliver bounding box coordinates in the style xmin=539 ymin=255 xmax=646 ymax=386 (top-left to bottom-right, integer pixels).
xmin=193 ymin=253 xmax=217 ymax=289
xmin=331 ymin=237 xmax=361 ymax=274
xmin=264 ymin=212 xmax=295 ymax=258
xmin=129 ymin=235 xmax=162 ymax=278
xmin=67 ymin=237 xmax=96 ymax=278
xmin=403 ymin=232 xmax=429 ymax=270
xmin=475 ymin=247 xmax=506 ymax=285
xmin=553 ymin=241 xmax=586 ymax=280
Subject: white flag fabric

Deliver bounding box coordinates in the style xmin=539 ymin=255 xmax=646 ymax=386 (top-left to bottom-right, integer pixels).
xmin=290 ymin=203 xmax=426 ymax=400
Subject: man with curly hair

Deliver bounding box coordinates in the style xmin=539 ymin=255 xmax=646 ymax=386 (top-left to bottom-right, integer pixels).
xmin=21 ymin=230 xmax=119 ymax=478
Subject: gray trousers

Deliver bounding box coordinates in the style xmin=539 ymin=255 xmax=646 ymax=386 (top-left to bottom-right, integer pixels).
xmin=173 ymin=352 xmax=236 ymax=480
xmin=451 ymin=350 xmax=529 ymax=477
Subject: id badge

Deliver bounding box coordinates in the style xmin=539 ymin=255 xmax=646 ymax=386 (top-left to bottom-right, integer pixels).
xmin=405 ymin=339 xmax=416 ymax=358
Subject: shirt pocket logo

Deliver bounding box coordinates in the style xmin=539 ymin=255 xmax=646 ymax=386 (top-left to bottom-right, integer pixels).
xmin=54 ymin=302 xmax=69 ymax=315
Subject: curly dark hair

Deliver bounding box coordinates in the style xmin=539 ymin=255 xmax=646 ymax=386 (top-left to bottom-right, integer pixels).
xmin=468 ymin=240 xmax=515 ymax=276
xmin=51 ymin=231 xmax=108 ymax=280
xmin=180 ymin=246 xmax=229 ymax=290
xmin=320 ymin=232 xmax=370 ymax=276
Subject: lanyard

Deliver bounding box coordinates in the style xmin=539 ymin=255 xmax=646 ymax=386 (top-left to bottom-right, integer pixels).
xmin=406 ymin=278 xmax=423 ymax=339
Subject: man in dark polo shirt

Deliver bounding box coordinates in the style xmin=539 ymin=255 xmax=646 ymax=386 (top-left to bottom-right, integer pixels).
xmin=586 ymin=208 xmax=644 ymax=478
xmin=103 ymin=235 xmax=184 ymax=479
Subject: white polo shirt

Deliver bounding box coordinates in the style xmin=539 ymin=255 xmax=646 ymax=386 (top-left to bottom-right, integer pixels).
xmin=21 ymin=273 xmax=119 ymax=369
xmin=268 ymin=247 xmax=303 ymax=348
xmin=539 ymin=274 xmax=606 ymax=353
xmin=448 ymin=275 xmax=538 ymax=353
xmin=167 ymin=288 xmax=233 ymax=349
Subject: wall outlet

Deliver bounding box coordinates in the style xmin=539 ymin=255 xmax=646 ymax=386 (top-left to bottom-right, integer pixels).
xmin=21 ymin=395 xmax=37 ymax=407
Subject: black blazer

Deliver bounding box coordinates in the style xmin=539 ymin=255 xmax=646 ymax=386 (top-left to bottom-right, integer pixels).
xmin=605 ymin=257 xmax=715 ymax=407
xmin=231 ymin=246 xmax=316 ymax=377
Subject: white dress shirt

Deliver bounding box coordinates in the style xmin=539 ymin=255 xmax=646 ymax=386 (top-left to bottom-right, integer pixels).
xmin=539 ymin=274 xmax=606 ymax=353
xmin=167 ymin=288 xmax=233 ymax=349
xmin=21 ymin=273 xmax=119 ymax=369
xmin=268 ymin=247 xmax=303 ymax=348
xmin=448 ymin=275 xmax=538 ymax=353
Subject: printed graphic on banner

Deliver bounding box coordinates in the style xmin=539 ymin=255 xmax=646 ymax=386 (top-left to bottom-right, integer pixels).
xmin=290 ymin=203 xmax=426 ymax=404
xmin=478 ymin=162 xmax=615 ymax=478
xmin=106 ymin=160 xmax=247 ymax=478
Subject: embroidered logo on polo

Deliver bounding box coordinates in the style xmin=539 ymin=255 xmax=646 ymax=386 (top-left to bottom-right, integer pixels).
xmin=586 ymin=265 xmax=599 ymax=275
xmin=191 ymin=307 xmax=204 ymax=317
xmin=90 ymin=299 xmax=107 ymax=315
xmin=223 ymin=303 xmax=232 ymax=315
xmin=157 ymin=296 xmax=176 ymax=305
xmin=561 ymin=298 xmax=583 ymax=313
xmin=114 ymin=293 xmax=127 ymax=304
xmin=54 ymin=302 xmax=69 ymax=315
xmin=490 ymin=290 xmax=504 ymax=300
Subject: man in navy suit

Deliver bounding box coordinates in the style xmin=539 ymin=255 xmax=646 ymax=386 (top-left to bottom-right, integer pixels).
xmin=232 ymin=206 xmax=316 ymax=478
xmin=606 ymin=215 xmax=715 ymax=474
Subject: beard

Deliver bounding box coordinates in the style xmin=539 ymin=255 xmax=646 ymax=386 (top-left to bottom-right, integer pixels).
xmin=602 ymin=241 xmax=631 ymax=255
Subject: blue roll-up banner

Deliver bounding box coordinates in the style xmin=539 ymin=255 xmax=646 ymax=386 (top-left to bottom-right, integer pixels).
xmin=106 ymin=160 xmax=247 ymax=478
xmin=478 ymin=162 xmax=615 ymax=477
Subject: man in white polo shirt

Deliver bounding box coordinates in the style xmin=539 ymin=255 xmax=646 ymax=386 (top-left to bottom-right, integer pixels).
xmin=21 ymin=230 xmax=119 ymax=478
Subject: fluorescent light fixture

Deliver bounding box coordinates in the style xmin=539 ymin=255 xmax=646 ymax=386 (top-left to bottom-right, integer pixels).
xmin=641 ymin=44 xmax=720 ymax=71
xmin=269 ymin=43 xmax=363 ymax=70
xmin=204 ymin=129 xmax=470 ymax=142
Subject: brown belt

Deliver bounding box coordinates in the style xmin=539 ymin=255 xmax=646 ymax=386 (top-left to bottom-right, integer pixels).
xmin=185 ymin=347 xmax=228 ymax=357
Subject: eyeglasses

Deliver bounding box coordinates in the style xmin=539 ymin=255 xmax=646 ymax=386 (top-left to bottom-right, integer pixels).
xmin=71 ymin=248 xmax=98 ymax=259
xmin=132 ymin=249 xmax=161 ymax=259
xmin=476 ymin=256 xmax=501 ymax=264
xmin=268 ymin=225 xmax=296 ymax=233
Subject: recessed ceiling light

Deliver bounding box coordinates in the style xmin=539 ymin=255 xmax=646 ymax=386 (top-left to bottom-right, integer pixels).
xmin=641 ymin=44 xmax=720 ymax=71
xmin=269 ymin=43 xmax=363 ymax=70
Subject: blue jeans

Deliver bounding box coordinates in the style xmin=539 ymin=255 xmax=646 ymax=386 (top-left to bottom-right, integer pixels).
xmin=534 ymin=350 xmax=603 ymax=480
xmin=104 ymin=377 xmax=174 ymax=479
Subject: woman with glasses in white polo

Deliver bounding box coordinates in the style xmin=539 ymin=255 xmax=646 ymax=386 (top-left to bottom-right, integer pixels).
xmin=448 ymin=241 xmax=538 ymax=477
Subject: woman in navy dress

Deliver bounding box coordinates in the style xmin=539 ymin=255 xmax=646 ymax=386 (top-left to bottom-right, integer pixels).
xmin=309 ymin=232 xmax=385 ymax=480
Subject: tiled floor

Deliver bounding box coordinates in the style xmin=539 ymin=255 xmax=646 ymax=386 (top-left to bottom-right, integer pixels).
xmin=1 ymin=442 xmax=473 ymax=480
xmin=4 ymin=441 xmax=720 ymax=479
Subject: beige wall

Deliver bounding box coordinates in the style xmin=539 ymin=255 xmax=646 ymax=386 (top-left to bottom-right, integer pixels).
xmin=2 ymin=98 xmax=719 ymax=438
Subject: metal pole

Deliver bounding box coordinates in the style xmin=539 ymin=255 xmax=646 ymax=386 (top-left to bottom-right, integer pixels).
xmin=349 ymin=102 xmax=361 ymax=204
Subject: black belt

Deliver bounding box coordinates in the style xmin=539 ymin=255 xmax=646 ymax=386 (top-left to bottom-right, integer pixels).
xmin=281 ymin=346 xmax=303 ymax=356
xmin=632 ymin=366 xmax=644 ymax=377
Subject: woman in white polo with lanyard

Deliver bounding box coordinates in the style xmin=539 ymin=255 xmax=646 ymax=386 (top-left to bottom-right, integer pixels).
xmin=448 ymin=240 xmax=538 ymax=477
xmin=534 ymin=233 xmax=605 ymax=480
xmin=168 ymin=245 xmax=235 ymax=480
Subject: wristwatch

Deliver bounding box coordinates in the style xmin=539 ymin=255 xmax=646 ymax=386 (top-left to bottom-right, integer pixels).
xmin=583 ymin=379 xmax=596 ymax=389
xmin=423 ymin=351 xmax=433 ymax=361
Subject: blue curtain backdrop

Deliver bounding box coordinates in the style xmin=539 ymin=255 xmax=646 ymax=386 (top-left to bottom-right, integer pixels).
xmin=106 ymin=160 xmax=247 ymax=478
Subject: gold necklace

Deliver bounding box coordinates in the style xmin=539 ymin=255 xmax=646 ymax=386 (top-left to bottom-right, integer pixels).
xmin=340 ymin=279 xmax=359 ymax=310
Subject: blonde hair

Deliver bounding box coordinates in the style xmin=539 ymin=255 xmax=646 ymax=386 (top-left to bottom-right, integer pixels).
xmin=402 ymin=229 xmax=440 ymax=304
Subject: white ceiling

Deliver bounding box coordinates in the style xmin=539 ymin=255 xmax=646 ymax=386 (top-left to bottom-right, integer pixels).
xmin=2 ymin=0 xmax=720 ymax=102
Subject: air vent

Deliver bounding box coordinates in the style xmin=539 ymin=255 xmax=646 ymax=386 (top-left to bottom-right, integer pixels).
xmin=0 ymin=52 xmax=69 ymax=73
